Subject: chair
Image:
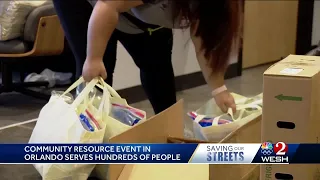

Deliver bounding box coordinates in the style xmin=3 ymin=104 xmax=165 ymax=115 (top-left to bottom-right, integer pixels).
xmin=0 ymin=4 xmax=64 ymax=100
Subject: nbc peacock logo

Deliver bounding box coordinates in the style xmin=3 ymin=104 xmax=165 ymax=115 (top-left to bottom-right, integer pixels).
xmin=261 ymin=142 xmax=273 ymax=156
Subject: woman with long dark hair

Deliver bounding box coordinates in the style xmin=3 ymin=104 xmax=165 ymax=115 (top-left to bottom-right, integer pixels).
xmin=53 ymin=0 xmax=242 ymax=114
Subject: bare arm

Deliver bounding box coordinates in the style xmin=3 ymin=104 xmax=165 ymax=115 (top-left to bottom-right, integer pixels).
xmin=87 ymin=0 xmax=144 ymax=60
xmin=190 ymin=27 xmax=227 ymax=90
xmin=190 ymin=24 xmax=238 ymax=113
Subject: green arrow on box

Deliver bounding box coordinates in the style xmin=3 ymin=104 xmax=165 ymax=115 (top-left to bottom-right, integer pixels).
xmin=275 ymin=94 xmax=302 ymax=102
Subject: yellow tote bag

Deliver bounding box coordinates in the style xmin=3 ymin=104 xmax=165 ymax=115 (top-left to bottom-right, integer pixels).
xmin=29 ymin=77 xmax=110 ymax=180
xmin=92 ymin=80 xmax=147 ymax=180
xmin=192 ymin=93 xmax=263 ymax=142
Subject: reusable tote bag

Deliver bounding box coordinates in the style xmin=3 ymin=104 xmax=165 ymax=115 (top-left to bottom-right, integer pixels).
xmin=92 ymin=81 xmax=147 ymax=180
xmin=92 ymin=81 xmax=147 ymax=141
xmin=191 ymin=93 xmax=263 ymax=142
xmin=29 ymin=77 xmax=110 ymax=180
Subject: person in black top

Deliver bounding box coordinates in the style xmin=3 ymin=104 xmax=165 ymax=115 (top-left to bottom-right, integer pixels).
xmin=53 ymin=0 xmax=243 ymax=114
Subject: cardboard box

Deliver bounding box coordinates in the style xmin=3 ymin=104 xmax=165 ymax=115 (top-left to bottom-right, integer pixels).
xmin=116 ymin=114 xmax=261 ymax=180
xmin=261 ymin=55 xmax=320 ymax=180
xmin=241 ymin=165 xmax=260 ymax=180
xmin=117 ymin=164 xmax=209 ymax=180
xmin=99 ymin=95 xmax=261 ymax=180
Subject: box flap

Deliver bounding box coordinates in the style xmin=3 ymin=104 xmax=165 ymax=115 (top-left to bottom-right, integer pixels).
xmin=264 ymin=55 xmax=320 ymax=77
xmin=167 ymin=137 xmax=208 ymax=143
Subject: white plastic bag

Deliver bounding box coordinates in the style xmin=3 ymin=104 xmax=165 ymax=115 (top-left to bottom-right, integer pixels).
xmin=191 ymin=93 xmax=262 ymax=142
xmin=29 ymin=77 xmax=110 ymax=180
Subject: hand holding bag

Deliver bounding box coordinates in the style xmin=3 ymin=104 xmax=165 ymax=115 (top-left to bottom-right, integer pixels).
xmin=192 ymin=93 xmax=263 ymax=142
xmin=29 ymin=77 xmax=110 ymax=180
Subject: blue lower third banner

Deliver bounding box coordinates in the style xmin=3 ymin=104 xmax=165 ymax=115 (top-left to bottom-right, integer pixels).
xmin=1 ymin=144 xmax=196 ymax=164
xmin=1 ymin=143 xmax=320 ymax=164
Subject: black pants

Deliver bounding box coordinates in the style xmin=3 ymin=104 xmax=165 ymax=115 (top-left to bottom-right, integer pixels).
xmin=53 ymin=0 xmax=176 ymax=114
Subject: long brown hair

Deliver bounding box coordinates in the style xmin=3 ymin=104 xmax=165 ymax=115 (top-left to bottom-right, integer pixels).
xmin=171 ymin=0 xmax=243 ymax=73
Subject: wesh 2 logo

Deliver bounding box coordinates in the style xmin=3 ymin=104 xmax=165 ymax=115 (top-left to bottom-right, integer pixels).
xmin=260 ymin=142 xmax=289 ymax=163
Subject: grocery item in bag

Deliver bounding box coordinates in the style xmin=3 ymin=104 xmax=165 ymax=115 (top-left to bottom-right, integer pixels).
xmin=53 ymin=89 xmax=102 ymax=134
xmin=85 ymin=109 xmax=102 ymax=130
xmin=110 ymin=103 xmax=145 ymax=126
xmin=79 ymin=113 xmax=95 ymax=132
xmin=77 ymin=83 xmax=145 ymax=126
xmin=59 ymin=86 xmax=103 ymax=132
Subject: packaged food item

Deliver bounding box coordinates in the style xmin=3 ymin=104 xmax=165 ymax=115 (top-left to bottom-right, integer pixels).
xmin=110 ymin=103 xmax=145 ymax=126
xmin=187 ymin=112 xmax=233 ymax=127
xmin=77 ymin=82 xmax=145 ymax=127
xmin=85 ymin=109 xmax=101 ymax=130
xmin=79 ymin=114 xmax=95 ymax=132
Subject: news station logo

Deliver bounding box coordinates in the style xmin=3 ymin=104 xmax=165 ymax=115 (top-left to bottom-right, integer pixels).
xmin=260 ymin=142 xmax=289 ymax=163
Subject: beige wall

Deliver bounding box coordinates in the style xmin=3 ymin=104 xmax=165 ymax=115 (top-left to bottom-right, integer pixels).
xmin=241 ymin=1 xmax=299 ymax=68
xmin=312 ymin=1 xmax=320 ymax=45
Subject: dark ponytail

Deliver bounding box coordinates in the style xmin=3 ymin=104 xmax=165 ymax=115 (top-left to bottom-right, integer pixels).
xmin=172 ymin=0 xmax=243 ymax=73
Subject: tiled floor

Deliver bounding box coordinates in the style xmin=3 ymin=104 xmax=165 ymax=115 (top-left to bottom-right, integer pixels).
xmin=0 ymin=64 xmax=270 ymax=179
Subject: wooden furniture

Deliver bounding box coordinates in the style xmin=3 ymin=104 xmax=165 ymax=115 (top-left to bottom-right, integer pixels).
xmin=0 ymin=16 xmax=64 ymax=58
xmin=0 ymin=5 xmax=64 ymax=99
xmin=242 ymin=1 xmax=299 ymax=68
